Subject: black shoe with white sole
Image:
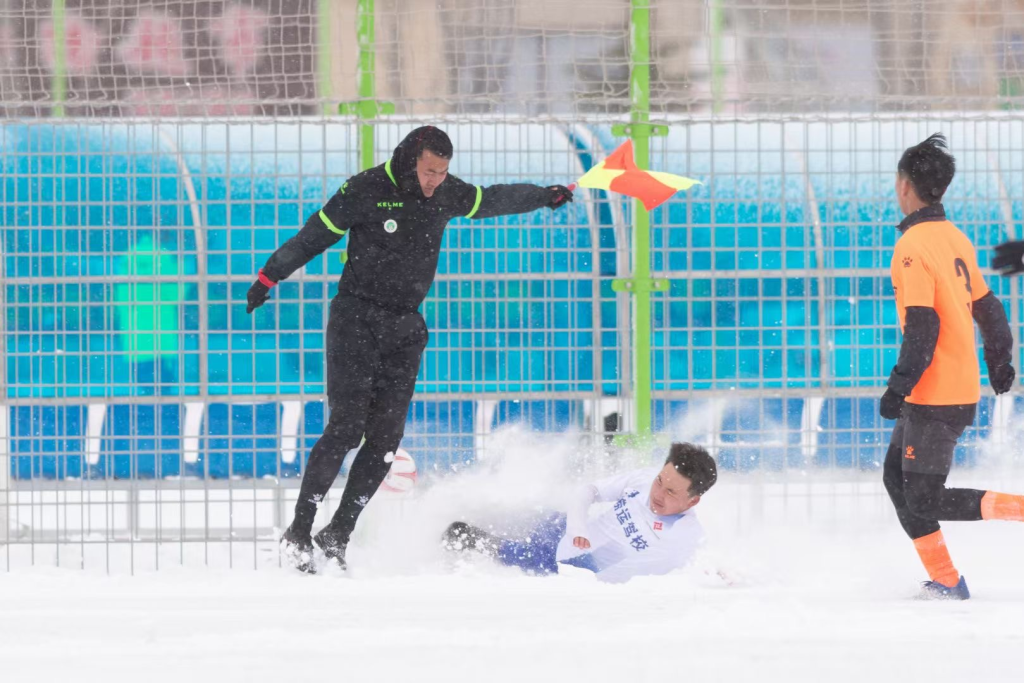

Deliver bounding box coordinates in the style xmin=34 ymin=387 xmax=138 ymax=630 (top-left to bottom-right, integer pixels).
xmin=442 ymin=521 xmax=498 ymax=555
xmin=280 ymin=525 xmax=316 ymax=574
xmin=313 ymin=525 xmax=348 ymax=571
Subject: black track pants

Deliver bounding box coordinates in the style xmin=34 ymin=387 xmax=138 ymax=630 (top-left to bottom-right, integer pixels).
xmin=291 ymin=295 xmax=427 ymax=543
xmin=882 ymin=403 xmax=984 ymax=540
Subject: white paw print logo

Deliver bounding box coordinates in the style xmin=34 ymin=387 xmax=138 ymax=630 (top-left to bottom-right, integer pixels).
xmin=384 ymin=219 xmax=398 ymax=233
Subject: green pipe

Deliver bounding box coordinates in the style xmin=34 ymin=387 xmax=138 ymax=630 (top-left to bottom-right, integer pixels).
xmin=318 ymin=0 xmax=333 ymax=116
xmin=630 ymin=0 xmax=653 ymax=437
xmin=357 ymin=0 xmax=376 ymax=171
xmin=51 ymin=0 xmax=66 ymax=117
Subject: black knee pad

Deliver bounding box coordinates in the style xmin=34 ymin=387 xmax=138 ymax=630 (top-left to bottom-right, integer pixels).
xmin=882 ymin=462 xmax=904 ymax=501
xmin=903 ymin=474 xmax=943 ymax=517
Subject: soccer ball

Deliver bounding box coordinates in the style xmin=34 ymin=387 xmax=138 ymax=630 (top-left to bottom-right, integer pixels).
xmin=378 ymin=448 xmax=417 ymax=495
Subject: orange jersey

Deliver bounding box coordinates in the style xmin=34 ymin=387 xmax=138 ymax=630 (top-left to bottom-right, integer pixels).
xmin=890 ymin=217 xmax=988 ymax=406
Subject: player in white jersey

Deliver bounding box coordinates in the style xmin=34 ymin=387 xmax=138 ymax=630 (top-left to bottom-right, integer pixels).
xmin=443 ymin=442 xmax=718 ymax=583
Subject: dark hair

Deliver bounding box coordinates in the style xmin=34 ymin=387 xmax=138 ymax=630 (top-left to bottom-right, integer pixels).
xmin=390 ymin=126 xmax=453 ymax=194
xmin=413 ymin=126 xmax=453 ymax=160
xmin=665 ymin=442 xmax=718 ymax=497
xmin=897 ymin=133 xmax=955 ymax=205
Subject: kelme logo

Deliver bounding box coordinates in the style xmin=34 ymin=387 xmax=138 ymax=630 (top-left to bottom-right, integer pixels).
xmin=377 ymin=201 xmax=404 ymax=209
xmin=384 ymin=219 xmax=398 ymax=233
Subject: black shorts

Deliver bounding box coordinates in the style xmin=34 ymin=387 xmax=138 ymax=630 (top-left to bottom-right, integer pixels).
xmin=889 ymin=403 xmax=976 ymax=476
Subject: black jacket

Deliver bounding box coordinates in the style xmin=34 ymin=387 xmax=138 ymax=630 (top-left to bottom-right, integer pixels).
xmin=262 ymin=128 xmax=554 ymax=314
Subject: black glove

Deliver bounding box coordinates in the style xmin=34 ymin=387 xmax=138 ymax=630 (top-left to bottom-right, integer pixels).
xmin=246 ymin=270 xmax=275 ymax=314
xmin=879 ymin=388 xmax=906 ymax=420
xmin=989 ymin=363 xmax=1016 ymax=395
xmin=992 ymin=240 xmax=1024 ymax=277
xmin=545 ymin=185 xmax=574 ymax=209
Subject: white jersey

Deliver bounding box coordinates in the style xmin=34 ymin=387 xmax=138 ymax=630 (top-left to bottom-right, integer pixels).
xmin=556 ymin=467 xmax=704 ymax=584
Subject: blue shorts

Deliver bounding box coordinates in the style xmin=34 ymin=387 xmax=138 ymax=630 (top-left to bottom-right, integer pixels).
xmin=496 ymin=513 xmax=599 ymax=575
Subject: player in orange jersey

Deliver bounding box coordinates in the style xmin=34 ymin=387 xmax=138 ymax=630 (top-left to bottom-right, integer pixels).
xmin=882 ymin=133 xmax=1024 ymax=600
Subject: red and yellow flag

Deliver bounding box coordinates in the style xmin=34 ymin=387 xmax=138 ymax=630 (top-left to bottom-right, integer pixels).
xmin=576 ymin=140 xmax=700 ymax=211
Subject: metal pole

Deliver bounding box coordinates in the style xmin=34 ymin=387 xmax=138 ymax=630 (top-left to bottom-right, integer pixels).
xmin=357 ymin=0 xmax=376 ymax=171
xmin=51 ymin=0 xmax=66 ymax=117
xmin=710 ymin=0 xmax=725 ymax=114
xmin=318 ymin=0 xmax=334 ymax=116
xmin=630 ymin=0 xmax=653 ymax=437
xmin=340 ymin=1 xmax=390 ymax=165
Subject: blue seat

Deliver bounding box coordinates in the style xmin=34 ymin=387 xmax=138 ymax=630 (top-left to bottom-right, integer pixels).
xmin=203 ymin=403 xmax=280 ymax=479
xmin=654 ymin=398 xmax=806 ymax=471
xmin=399 ymin=400 xmax=475 ymax=474
xmin=490 ymin=400 xmax=578 ymax=433
xmin=98 ymin=403 xmax=182 ymax=479
xmin=8 ymin=405 xmax=86 ymax=480
xmin=816 ymin=397 xmax=887 ymax=470
xmin=717 ymin=398 xmax=806 ymax=471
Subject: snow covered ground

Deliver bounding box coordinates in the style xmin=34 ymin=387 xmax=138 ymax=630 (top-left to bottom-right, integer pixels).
xmin=4 ymin=431 xmax=1024 ymax=682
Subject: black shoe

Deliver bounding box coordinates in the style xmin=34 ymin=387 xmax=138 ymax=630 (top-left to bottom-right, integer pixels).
xmin=280 ymin=525 xmax=316 ymax=574
xmin=919 ymin=576 xmax=971 ymax=601
xmin=442 ymin=521 xmax=497 ymax=554
xmin=313 ymin=525 xmax=348 ymax=571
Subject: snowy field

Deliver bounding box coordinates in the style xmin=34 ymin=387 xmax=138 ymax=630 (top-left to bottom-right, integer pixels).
xmin=4 ymin=431 xmax=1024 ymax=683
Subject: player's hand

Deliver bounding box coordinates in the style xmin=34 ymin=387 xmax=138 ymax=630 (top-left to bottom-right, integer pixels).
xmin=545 ymin=185 xmax=574 ymax=210
xmin=989 ymin=363 xmax=1016 ymax=395
xmin=879 ymin=388 xmax=906 ymax=420
xmin=993 ymin=240 xmax=1024 ymax=277
xmin=246 ymin=279 xmax=273 ymax=314
xmin=572 ymin=536 xmax=591 ymax=550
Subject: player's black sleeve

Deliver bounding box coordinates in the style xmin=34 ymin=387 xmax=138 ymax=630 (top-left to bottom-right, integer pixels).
xmin=471 ymin=185 xmax=554 ymax=218
xmin=993 ymin=240 xmax=1024 ymax=277
xmin=972 ymin=291 xmax=1013 ymax=370
xmin=887 ymin=306 xmax=941 ymax=396
xmin=262 ymin=185 xmax=353 ymax=282
xmin=450 ymin=177 xmax=555 ymax=220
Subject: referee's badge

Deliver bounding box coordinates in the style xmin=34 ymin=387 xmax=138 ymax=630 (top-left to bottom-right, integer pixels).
xmin=384 ymin=219 xmax=398 ymax=233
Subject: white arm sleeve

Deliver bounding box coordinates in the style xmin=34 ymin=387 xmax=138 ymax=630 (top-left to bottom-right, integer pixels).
xmin=564 ymin=484 xmax=597 ymax=540
xmin=590 ymin=470 xmax=640 ymax=503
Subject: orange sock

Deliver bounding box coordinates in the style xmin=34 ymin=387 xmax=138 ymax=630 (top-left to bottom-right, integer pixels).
xmin=913 ymin=530 xmax=959 ymax=588
xmin=980 ymin=491 xmax=1024 ymax=521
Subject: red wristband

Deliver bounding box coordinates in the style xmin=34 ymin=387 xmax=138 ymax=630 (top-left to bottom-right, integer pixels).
xmin=257 ymin=269 xmax=277 ymax=288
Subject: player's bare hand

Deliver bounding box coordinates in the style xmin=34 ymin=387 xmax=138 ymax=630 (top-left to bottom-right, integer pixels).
xmin=573 ymin=536 xmax=591 ymax=549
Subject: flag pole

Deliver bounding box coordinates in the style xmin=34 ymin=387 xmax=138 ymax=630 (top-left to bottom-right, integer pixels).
xmin=610 ymin=0 xmax=668 ymax=443
xmin=339 ymin=0 xmax=394 ymax=170
xmin=631 ymin=0 xmax=653 ymax=438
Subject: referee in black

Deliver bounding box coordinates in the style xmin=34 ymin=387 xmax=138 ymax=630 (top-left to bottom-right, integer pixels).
xmin=246 ymin=126 xmax=574 ymax=573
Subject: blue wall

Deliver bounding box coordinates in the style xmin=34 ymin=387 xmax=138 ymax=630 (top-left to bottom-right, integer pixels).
xmin=4 ymin=119 xmax=1022 ymax=478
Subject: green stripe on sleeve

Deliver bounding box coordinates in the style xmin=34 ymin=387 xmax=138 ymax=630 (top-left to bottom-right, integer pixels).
xmin=384 ymin=159 xmax=397 ymax=187
xmin=465 ymin=186 xmax=483 ymax=219
xmin=319 ymin=209 xmax=346 ymax=235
